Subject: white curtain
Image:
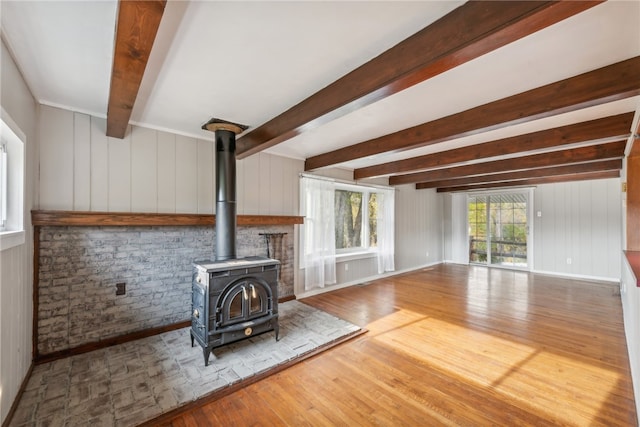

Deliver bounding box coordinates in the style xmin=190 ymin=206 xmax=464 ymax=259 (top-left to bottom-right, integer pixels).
xmin=300 ymin=177 xmax=337 ymax=290
xmin=376 ymin=188 xmax=395 ymax=274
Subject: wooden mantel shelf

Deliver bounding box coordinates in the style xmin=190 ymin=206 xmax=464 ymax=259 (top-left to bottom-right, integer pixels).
xmin=31 ymin=210 xmax=304 ymax=227
xmin=624 ymin=251 xmax=640 ymax=287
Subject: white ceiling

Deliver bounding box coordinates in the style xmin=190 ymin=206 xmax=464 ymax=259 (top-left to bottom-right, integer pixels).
xmin=2 ymin=1 xmax=640 ymax=175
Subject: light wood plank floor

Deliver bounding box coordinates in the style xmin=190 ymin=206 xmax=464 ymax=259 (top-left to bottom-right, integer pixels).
xmin=159 ymin=264 xmax=637 ymax=426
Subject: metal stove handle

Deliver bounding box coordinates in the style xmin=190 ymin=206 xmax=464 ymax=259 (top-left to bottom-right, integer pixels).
xmin=242 ymin=286 xmax=248 ymax=300
xmin=250 ymin=284 xmax=257 ymax=298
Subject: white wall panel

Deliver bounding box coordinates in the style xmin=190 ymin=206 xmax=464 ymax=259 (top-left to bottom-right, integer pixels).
xmin=175 ymin=135 xmax=198 ymax=213
xmin=36 ymin=107 xmax=303 ymax=217
xmin=533 ymin=179 xmax=621 ymax=280
xmin=90 ymin=117 xmax=109 ymax=211
xmin=242 ymin=154 xmax=260 ymax=214
xmin=197 ymin=139 xmax=214 ymax=214
xmin=39 ymin=105 xmax=73 ymax=209
xmin=107 ymin=130 xmax=131 ymax=212
xmin=1 ymin=38 xmax=37 ymax=424
xmin=157 ymin=131 xmax=176 ymax=213
xmin=73 ymin=112 xmax=91 ymax=210
xmin=131 ymin=126 xmax=157 ymax=212
xmin=259 ymin=153 xmax=270 ymax=215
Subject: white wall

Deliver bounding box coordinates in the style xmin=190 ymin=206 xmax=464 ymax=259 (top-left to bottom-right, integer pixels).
xmin=37 ymin=105 xmax=304 ymax=215
xmin=0 ymin=37 xmax=38 ymax=424
xmin=533 ymin=179 xmax=622 ymax=280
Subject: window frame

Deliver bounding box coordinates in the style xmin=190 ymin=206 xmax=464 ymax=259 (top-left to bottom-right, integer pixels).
xmin=334 ymin=182 xmax=378 ymax=257
xmin=0 ymin=107 xmax=26 ymax=251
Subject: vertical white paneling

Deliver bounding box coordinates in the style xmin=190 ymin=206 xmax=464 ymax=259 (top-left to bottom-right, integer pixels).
xmin=90 ymin=117 xmax=109 ymax=211
xmin=292 ymin=159 xmax=304 ymax=216
xmin=236 ymin=157 xmax=245 ymax=214
xmin=259 ymin=153 xmax=270 ymax=215
xmin=606 ymin=178 xmax=622 ymax=278
xmin=532 ymin=179 xmax=621 ymax=280
xmin=39 ymin=105 xmax=73 ymax=209
xmin=175 ymin=135 xmax=198 ymax=213
xmin=450 ymin=193 xmax=468 ymax=264
xmin=269 ymin=154 xmax=284 ymax=214
xmin=108 ymin=129 xmax=131 ymax=212
xmin=157 ymin=131 xmax=176 ymax=213
xmin=130 ymin=127 xmax=157 ymax=212
xmin=197 ymin=139 xmax=214 ymax=214
xmin=243 ymin=154 xmax=260 ymax=214
xmin=577 ymin=182 xmax=593 ymax=276
xmin=73 ymin=112 xmax=91 ymax=210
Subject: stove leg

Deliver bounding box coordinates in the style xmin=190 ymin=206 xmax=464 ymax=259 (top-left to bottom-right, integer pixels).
xmin=203 ymin=347 xmax=211 ymax=366
xmin=190 ymin=331 xmax=195 ymax=347
xmin=274 ymin=324 xmax=280 ymax=341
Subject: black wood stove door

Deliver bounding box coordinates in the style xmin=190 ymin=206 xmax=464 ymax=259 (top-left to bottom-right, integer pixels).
xmin=218 ymin=277 xmax=271 ymax=327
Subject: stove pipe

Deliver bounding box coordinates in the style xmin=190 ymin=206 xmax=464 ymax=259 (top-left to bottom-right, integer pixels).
xmin=202 ymin=118 xmax=248 ymax=261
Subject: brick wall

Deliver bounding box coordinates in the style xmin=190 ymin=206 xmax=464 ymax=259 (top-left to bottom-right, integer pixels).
xmin=37 ymin=225 xmax=294 ymax=355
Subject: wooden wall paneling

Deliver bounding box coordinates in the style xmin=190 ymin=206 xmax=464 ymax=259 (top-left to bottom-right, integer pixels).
xmin=157 ymin=131 xmax=176 ymax=213
xmin=90 ymin=117 xmax=109 ymax=211
xmin=107 ymin=128 xmax=131 ymax=212
xmin=236 ymin=157 xmax=245 ymax=214
xmin=269 ymin=154 xmax=285 ymax=215
xmin=73 ymin=112 xmax=91 ymax=211
xmin=175 ymin=135 xmax=198 ymax=213
xmin=576 ymin=181 xmax=593 ymax=276
xmin=131 ymin=126 xmax=158 ymax=212
xmin=196 ymin=139 xmax=214 ymax=214
xmin=606 ymin=179 xmax=623 ymax=278
xmin=259 ymin=153 xmax=271 ymax=215
xmin=39 ymin=106 xmax=74 ymax=209
xmin=292 ymin=160 xmax=304 ymax=216
xmin=242 ymin=154 xmax=260 ymax=214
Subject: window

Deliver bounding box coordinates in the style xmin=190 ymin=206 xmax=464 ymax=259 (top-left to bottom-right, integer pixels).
xmin=0 ymin=108 xmax=26 ymax=251
xmin=300 ymin=175 xmax=395 ymax=291
xmin=334 ymin=186 xmax=378 ymax=253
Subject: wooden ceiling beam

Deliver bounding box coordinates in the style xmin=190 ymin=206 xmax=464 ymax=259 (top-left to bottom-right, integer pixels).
xmin=416 ymin=159 xmax=622 ymax=189
xmin=235 ymin=1 xmax=601 ymax=159
xmin=390 ymin=140 xmax=626 ymax=185
xmin=435 ymin=170 xmax=620 ymax=193
xmin=106 ymin=0 xmax=166 ymax=139
xmin=307 ymin=56 xmax=640 ymax=172
xmin=355 ymin=113 xmax=633 ymax=179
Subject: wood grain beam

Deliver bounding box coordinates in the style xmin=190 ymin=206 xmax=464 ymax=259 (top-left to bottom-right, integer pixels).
xmin=307 ymin=56 xmax=640 ymax=172
xmin=31 ymin=210 xmax=304 ymax=227
xmin=106 ymin=0 xmax=166 ymax=139
xmin=355 ymin=113 xmax=633 ymax=179
xmin=416 ymin=159 xmax=622 ymax=189
xmin=627 ymin=155 xmax=640 ymax=249
xmin=390 ymin=140 xmax=626 ymax=185
xmin=235 ymin=1 xmax=601 ymax=159
xmin=435 ymin=170 xmax=620 ymax=193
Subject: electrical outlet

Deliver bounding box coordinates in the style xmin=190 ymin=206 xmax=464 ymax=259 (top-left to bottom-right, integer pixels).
xmin=426 ymin=251 xmax=429 ymax=258
xmin=116 ymin=282 xmax=126 ymax=296
xmin=344 ymin=263 xmax=349 ymax=271
xmin=566 ymin=258 xmax=572 ymax=265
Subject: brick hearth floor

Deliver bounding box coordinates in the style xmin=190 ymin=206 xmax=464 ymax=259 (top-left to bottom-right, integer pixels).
xmin=10 ymin=301 xmax=361 ymax=427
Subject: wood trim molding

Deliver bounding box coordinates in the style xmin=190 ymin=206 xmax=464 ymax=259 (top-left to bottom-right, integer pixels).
xmin=306 ymin=56 xmax=640 ymax=172
xmin=106 ymin=0 xmax=167 ymax=138
xmin=236 ymin=1 xmax=600 ymax=159
xmin=31 ymin=210 xmax=304 ymax=227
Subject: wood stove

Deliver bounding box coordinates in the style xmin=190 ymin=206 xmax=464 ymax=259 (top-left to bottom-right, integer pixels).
xmin=191 ymin=257 xmax=279 ymax=366
xmin=190 ymin=119 xmax=279 ymax=366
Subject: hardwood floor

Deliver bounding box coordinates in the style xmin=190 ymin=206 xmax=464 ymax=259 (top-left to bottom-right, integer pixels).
xmin=158 ymin=264 xmax=637 ymax=426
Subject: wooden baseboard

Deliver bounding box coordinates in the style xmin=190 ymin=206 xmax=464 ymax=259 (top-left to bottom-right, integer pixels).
xmin=1 ymin=363 xmax=34 ymax=427
xmin=35 ymin=320 xmax=191 ymax=364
